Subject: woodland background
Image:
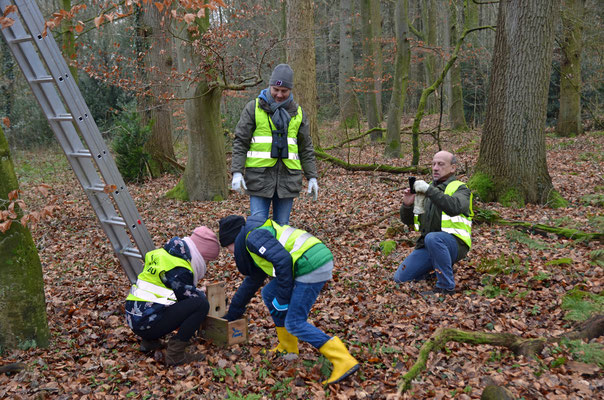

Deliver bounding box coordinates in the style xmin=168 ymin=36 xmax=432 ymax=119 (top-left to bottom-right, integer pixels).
xmin=0 ymin=0 xmax=603 ymax=399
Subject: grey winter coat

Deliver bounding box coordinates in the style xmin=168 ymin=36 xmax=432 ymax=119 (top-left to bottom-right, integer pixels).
xmin=400 ymin=175 xmax=471 ymax=261
xmin=231 ymin=97 xmax=318 ymax=198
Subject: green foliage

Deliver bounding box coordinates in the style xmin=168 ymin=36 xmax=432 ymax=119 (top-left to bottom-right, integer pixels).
xmin=505 ymin=230 xmax=551 ymax=250
xmin=476 ymin=254 xmax=525 ymax=275
xmin=379 ymin=240 xmax=396 ymax=256
xmin=79 ymin=75 xmax=134 ymax=134
xmin=545 ymin=257 xmax=573 ymax=266
xmin=473 ymin=207 xmax=500 ymax=223
xmin=580 ymin=192 xmax=604 ymax=207
xmin=467 ymin=171 xmax=493 ymax=202
xmin=590 ymin=249 xmax=604 ymax=268
xmin=560 ymin=338 xmax=604 ymax=368
xmin=111 ymin=109 xmax=152 ymax=183
xmin=546 ymin=190 xmax=568 ymax=208
xmin=165 ymin=180 xmax=189 ymax=201
xmin=561 ymin=288 xmax=604 ymax=321
xmin=225 ymin=388 xmax=262 ymax=400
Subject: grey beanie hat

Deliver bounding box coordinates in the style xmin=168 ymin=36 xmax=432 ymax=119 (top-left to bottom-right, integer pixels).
xmin=269 ymin=64 xmax=294 ymax=89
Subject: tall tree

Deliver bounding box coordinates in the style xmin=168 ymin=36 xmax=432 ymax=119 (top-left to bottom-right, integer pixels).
xmin=361 ymin=0 xmax=382 ymax=139
xmin=422 ymin=0 xmax=438 ymax=114
xmin=556 ymin=0 xmax=584 ymax=137
xmin=0 ymin=125 xmax=50 ymax=351
xmin=338 ymin=0 xmax=360 ymax=128
xmin=137 ymin=2 xmax=178 ymax=176
xmin=447 ymin=0 xmax=468 ymax=131
xmin=369 ymin=0 xmax=384 ymax=120
xmin=384 ymin=0 xmax=410 ymax=158
xmin=472 ymin=0 xmax=561 ymax=206
xmin=60 ymin=0 xmax=78 ymax=82
xmin=287 ymin=0 xmax=319 ymax=144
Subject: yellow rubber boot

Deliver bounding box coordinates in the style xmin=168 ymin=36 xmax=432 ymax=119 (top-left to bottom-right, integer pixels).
xmin=269 ymin=326 xmax=299 ymax=354
xmin=319 ymin=337 xmax=360 ymax=385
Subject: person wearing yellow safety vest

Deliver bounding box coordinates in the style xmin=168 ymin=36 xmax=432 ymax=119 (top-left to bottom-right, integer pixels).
xmin=125 ymin=227 xmax=220 ymax=366
xmin=217 ymin=215 xmax=360 ymax=385
xmin=231 ymin=64 xmax=318 ymax=226
xmin=394 ymin=151 xmax=473 ymax=296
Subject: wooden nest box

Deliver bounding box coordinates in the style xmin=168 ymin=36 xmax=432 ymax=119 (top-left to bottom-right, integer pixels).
xmin=201 ymin=282 xmax=248 ymax=346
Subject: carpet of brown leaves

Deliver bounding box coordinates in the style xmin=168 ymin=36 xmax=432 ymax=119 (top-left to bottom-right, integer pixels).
xmin=1 ymin=127 xmax=602 ymax=399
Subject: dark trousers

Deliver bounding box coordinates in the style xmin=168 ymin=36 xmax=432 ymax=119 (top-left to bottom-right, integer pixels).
xmin=134 ymin=296 xmax=209 ymax=342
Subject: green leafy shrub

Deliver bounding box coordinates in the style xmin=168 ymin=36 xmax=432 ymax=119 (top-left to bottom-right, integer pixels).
xmin=111 ymin=109 xmax=152 ymax=183
xmin=561 ymin=288 xmax=604 ymax=321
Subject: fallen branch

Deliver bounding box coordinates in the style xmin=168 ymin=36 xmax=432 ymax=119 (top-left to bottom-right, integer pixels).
xmin=314 ymin=149 xmax=430 ymax=175
xmin=474 ymin=209 xmax=603 ymax=242
xmin=397 ymin=314 xmax=604 ymax=394
xmin=0 ymin=362 xmax=26 ymax=374
xmin=350 ymin=210 xmax=398 ymax=230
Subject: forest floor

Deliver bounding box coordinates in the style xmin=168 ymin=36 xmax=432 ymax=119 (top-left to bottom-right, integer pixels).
xmin=1 ymin=121 xmax=603 ymax=399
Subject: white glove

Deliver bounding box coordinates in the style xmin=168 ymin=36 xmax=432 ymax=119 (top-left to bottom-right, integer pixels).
xmin=414 ymin=180 xmax=430 ymax=194
xmin=413 ymin=193 xmax=426 ymax=214
xmin=307 ymin=178 xmax=318 ymax=201
xmin=231 ymin=172 xmax=247 ymax=194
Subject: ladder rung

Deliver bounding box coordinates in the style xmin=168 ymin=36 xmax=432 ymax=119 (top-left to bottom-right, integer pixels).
xmin=121 ymin=247 xmax=142 ymax=259
xmin=85 ymin=183 xmax=108 ymax=192
xmin=30 ymin=75 xmax=54 ymax=84
xmin=102 ymin=216 xmax=126 ymax=227
xmin=49 ymin=113 xmax=73 ymax=121
xmin=7 ymin=35 xmax=32 ymax=44
xmin=67 ymin=149 xmax=92 ymax=158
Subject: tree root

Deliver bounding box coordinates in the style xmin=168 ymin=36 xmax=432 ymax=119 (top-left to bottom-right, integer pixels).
xmin=397 ymin=314 xmax=604 ymax=394
xmin=314 ymin=149 xmax=429 ymax=174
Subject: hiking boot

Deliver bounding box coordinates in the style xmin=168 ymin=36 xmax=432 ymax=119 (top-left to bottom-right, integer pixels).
xmin=140 ymin=339 xmax=164 ymax=353
xmin=165 ymin=338 xmax=205 ymax=366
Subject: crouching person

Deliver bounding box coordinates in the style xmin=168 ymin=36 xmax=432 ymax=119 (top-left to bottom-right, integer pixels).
xmin=125 ymin=227 xmax=220 ymax=366
xmin=218 ymin=215 xmax=360 ymax=385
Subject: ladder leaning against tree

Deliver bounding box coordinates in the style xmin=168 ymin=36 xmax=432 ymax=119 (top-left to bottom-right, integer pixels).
xmin=0 ymin=0 xmax=155 ymax=283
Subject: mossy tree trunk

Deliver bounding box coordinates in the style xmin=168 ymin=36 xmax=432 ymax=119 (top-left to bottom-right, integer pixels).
xmin=473 ymin=0 xmax=559 ymax=205
xmin=287 ymin=0 xmax=320 ymax=145
xmin=0 ymin=125 xmax=50 ymax=351
xmin=384 ymin=0 xmax=410 ymax=159
xmin=60 ymin=0 xmax=78 ymax=83
xmin=556 ymin=0 xmax=584 ymax=137
xmin=138 ymin=2 xmax=178 ymax=177
xmin=170 ymin=11 xmax=228 ymax=201
xmin=422 ymin=0 xmax=438 ymax=115
xmin=337 ymin=0 xmax=360 ymax=129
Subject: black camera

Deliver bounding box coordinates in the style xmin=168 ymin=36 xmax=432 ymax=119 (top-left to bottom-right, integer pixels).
xmin=408 ymin=177 xmax=416 ymax=194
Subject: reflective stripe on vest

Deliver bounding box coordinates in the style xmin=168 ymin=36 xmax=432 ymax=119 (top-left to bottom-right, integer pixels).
xmin=126 ymin=248 xmax=193 ymax=305
xmin=247 ymin=220 xmax=321 ymax=277
xmin=245 ymin=98 xmax=303 ymax=169
xmin=413 ymin=180 xmax=473 ymax=249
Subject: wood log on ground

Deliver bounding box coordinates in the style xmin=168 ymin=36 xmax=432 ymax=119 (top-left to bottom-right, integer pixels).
xmin=397 ymin=314 xmax=604 ymax=394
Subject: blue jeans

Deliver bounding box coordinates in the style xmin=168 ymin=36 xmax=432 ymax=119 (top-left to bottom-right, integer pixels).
xmin=393 ymin=232 xmax=458 ymax=290
xmin=261 ymin=279 xmax=331 ymax=349
xmin=250 ymin=194 xmax=294 ymax=226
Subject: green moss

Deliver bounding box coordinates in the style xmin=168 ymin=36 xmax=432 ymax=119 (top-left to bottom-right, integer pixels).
xmin=379 ymin=240 xmax=397 ymax=256
xmin=165 ymin=180 xmax=189 ymax=201
xmin=212 ymin=194 xmax=224 ymax=202
xmin=500 ymin=188 xmax=524 ymax=208
xmin=468 ymin=172 xmax=494 ymax=202
xmin=547 ymin=190 xmax=568 ymax=208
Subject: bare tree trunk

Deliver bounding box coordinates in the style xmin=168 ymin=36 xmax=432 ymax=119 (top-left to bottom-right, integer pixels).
xmin=170 ymin=14 xmax=228 ymax=201
xmin=138 ymin=3 xmax=177 ymax=177
xmin=361 ymin=0 xmax=382 ymax=139
xmin=338 ymin=0 xmax=360 ymax=128
xmin=0 ymin=125 xmax=50 ymax=351
xmin=369 ymin=0 xmax=384 ymax=120
xmin=385 ymin=0 xmax=410 ymax=158
xmin=556 ymin=0 xmax=584 ymax=137
xmin=448 ymin=0 xmax=468 ymax=131
xmin=423 ymin=0 xmax=438 ymax=114
xmin=287 ymin=0 xmax=319 ymax=145
xmin=60 ymin=0 xmax=78 ymax=82
xmin=474 ymin=0 xmax=560 ymax=206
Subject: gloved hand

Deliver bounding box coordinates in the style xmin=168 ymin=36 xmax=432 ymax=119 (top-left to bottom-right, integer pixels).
xmin=414 ymin=179 xmax=430 ymax=194
xmin=268 ymin=297 xmax=289 ymax=320
xmin=231 ymin=172 xmax=247 ymax=194
xmin=413 ymin=193 xmax=426 ymax=214
xmin=307 ymin=178 xmax=318 ymax=201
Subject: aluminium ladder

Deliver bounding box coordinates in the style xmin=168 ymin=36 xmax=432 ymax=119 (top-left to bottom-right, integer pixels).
xmin=0 ymin=0 xmax=155 ymax=283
